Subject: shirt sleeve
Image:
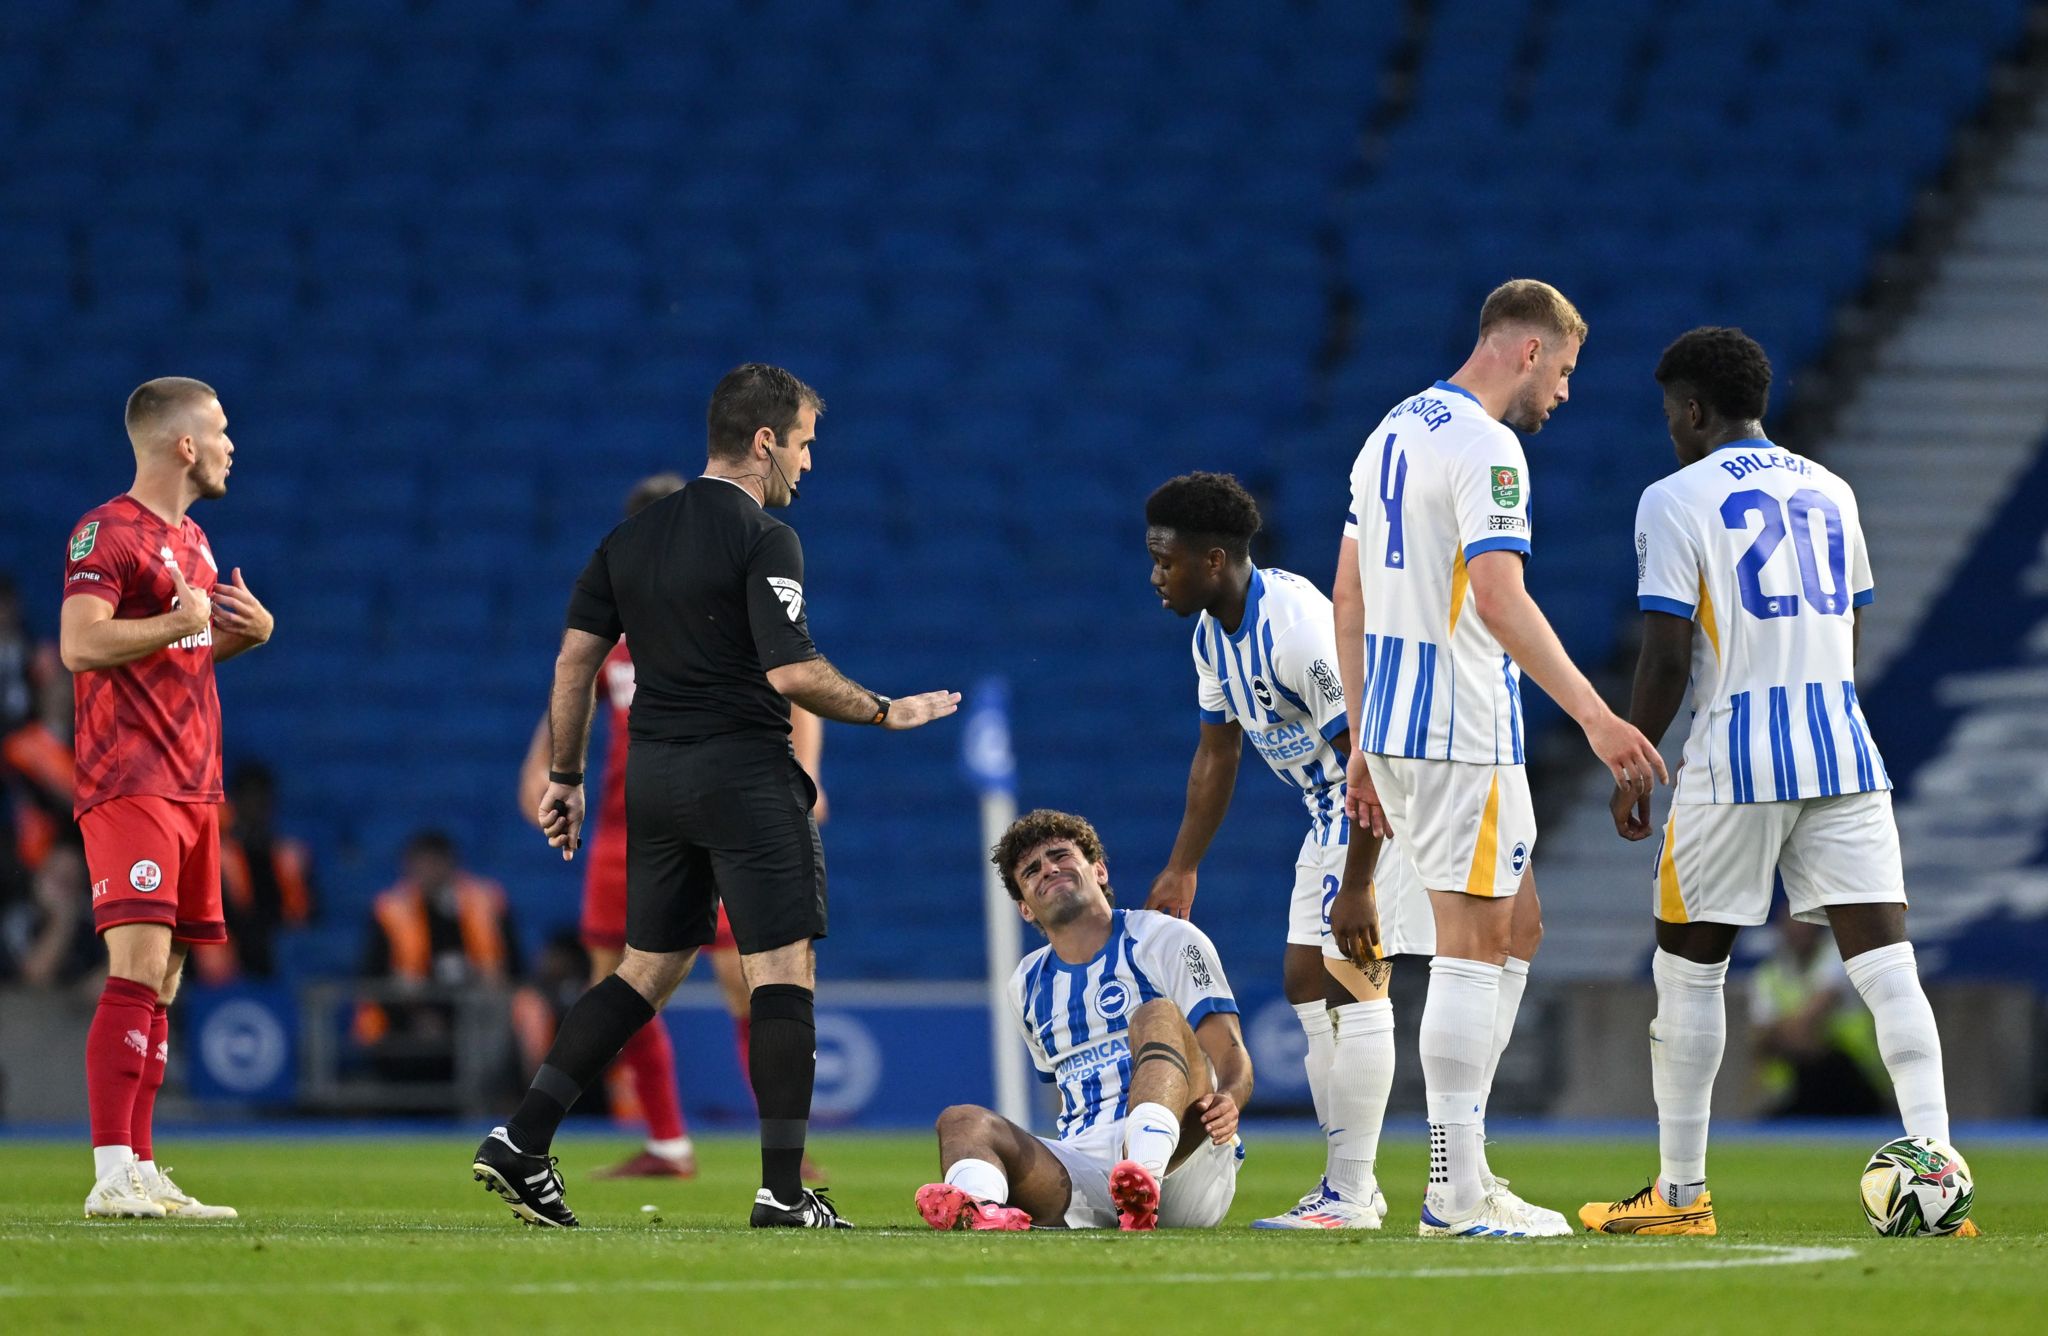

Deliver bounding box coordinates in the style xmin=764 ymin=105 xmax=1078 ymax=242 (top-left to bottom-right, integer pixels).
xmin=1270 ymin=614 xmax=1349 ymax=744
xmin=564 ymin=536 xmax=623 ymax=641
xmin=1138 ymin=916 xmax=1238 ymax=1031
xmin=1452 ymin=432 xmax=1533 ymax=561
xmin=1343 ymin=443 xmax=1370 ymax=542
xmin=745 ymin=524 xmax=821 ymax=670
xmin=1845 ymin=489 xmax=1875 ymax=607
xmin=62 ymin=515 xmax=132 ymax=606
xmin=1635 ymin=483 xmax=1700 ymax=618
xmin=1193 ymin=626 xmax=1231 ymax=724
xmin=1009 ymin=960 xmax=1056 ymax=1081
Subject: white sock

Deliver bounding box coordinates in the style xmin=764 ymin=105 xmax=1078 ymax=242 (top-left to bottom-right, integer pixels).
xmin=137 ymin=1158 xmax=158 ymax=1183
xmin=1844 ymin=942 xmax=1949 ymax=1143
xmin=1294 ymin=1001 xmax=1335 ymax=1149
xmin=1475 ymin=955 xmax=1529 ymax=1183
xmin=943 ymin=1156 xmax=1008 ymax=1204
xmin=1326 ymin=999 xmax=1393 ymax=1200
xmin=1122 ymin=1101 xmax=1182 ymax=1178
xmin=646 ymin=1136 xmax=694 ymax=1160
xmin=93 ymin=1145 xmax=133 ymax=1180
xmin=1651 ymin=949 xmax=1728 ymax=1191
xmin=1419 ymin=956 xmax=1500 ymax=1217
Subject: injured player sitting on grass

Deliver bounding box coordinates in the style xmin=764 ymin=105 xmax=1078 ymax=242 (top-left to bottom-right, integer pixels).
xmin=917 ymin=809 xmax=1251 ymax=1231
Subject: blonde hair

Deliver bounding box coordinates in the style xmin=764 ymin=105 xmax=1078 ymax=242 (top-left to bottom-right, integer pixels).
xmin=1478 ymin=279 xmax=1588 ymax=344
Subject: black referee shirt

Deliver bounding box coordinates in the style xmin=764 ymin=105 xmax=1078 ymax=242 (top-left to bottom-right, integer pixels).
xmin=565 ymin=477 xmax=820 ymax=743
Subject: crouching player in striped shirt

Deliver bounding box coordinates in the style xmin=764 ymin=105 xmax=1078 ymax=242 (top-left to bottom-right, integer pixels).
xmin=916 ymin=809 xmax=1252 ymax=1231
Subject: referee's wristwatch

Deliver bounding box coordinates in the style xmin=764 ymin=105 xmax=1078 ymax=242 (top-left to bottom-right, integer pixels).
xmin=868 ymin=693 xmax=891 ymax=726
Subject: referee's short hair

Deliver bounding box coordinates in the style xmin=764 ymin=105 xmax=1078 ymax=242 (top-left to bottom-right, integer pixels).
xmin=992 ymin=809 xmax=1114 ymax=906
xmin=1145 ymin=471 xmax=1262 ymax=563
xmin=707 ymin=364 xmax=825 ymax=462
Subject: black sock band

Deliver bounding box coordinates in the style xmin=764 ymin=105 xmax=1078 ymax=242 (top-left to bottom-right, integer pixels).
xmin=507 ymin=975 xmax=656 ymax=1152
xmin=748 ymin=984 xmax=816 ymax=1202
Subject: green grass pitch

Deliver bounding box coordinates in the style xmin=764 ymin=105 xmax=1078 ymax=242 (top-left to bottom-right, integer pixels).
xmin=2 ymin=1132 xmax=2042 ymax=1333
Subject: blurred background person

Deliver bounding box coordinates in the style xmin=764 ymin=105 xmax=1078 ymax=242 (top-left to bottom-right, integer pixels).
xmin=1750 ymin=903 xmax=1888 ymax=1119
xmin=0 ymin=833 xmax=100 ymax=992
xmin=192 ymin=761 xmax=316 ymax=985
xmin=354 ymin=830 xmax=521 ymax=1087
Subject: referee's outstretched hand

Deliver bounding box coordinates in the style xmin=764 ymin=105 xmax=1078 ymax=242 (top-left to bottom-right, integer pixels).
xmin=538 ymin=781 xmax=585 ymax=861
xmin=882 ymin=690 xmax=962 ymax=730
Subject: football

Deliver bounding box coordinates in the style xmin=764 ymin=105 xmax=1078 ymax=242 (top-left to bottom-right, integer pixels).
xmin=1859 ymin=1136 xmax=1974 ymax=1236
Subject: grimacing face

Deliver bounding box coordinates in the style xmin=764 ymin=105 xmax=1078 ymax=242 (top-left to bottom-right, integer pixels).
xmin=1011 ymin=838 xmax=1110 ymax=931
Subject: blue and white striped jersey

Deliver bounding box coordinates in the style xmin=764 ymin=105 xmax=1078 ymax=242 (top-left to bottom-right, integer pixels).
xmin=1344 ymin=382 xmax=1533 ymax=766
xmin=1194 ymin=567 xmax=1352 ymax=846
xmin=1634 ymin=438 xmax=1889 ymax=805
xmin=1009 ymin=909 xmax=1238 ymax=1141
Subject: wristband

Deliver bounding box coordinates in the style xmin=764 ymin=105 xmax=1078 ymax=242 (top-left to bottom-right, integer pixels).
xmin=548 ymin=769 xmax=585 ymax=786
xmin=869 ymin=694 xmax=891 ymax=725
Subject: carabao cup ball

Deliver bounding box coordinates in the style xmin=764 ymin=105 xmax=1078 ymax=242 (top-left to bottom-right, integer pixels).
xmin=1859 ymin=1136 xmax=1973 ymax=1236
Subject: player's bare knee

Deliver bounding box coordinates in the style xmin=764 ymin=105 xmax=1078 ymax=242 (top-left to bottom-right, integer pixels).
xmin=1127 ymin=998 xmax=1195 ymax=1057
xmin=616 ymin=946 xmax=694 ymax=1005
xmin=935 ymin=1103 xmax=999 ymax=1144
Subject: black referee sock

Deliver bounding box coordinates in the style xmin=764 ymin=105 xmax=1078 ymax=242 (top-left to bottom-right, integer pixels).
xmin=748 ymin=983 xmax=817 ymax=1203
xmin=506 ymin=974 xmax=655 ymax=1153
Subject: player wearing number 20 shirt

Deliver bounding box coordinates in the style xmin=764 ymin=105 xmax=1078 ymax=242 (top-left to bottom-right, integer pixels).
xmin=1631 ymin=343 xmax=1894 ymax=929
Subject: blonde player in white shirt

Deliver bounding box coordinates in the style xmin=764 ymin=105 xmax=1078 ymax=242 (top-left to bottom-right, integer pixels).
xmin=1142 ymin=471 xmax=1429 ymax=1229
xmin=1579 ymin=327 xmax=1970 ymax=1236
xmin=1333 ymin=280 xmax=1666 ymax=1238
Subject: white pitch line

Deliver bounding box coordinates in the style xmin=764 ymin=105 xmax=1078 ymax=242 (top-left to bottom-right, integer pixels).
xmin=0 ymin=1244 xmax=1855 ymax=1301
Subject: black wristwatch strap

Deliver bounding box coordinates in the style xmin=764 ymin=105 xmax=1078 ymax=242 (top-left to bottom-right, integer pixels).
xmin=870 ymin=694 xmax=891 ymax=725
xmin=548 ymin=769 xmax=585 ymax=786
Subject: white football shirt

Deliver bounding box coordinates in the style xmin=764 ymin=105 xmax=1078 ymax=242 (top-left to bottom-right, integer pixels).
xmin=1193 ymin=566 xmax=1352 ymax=846
xmin=1634 ymin=437 xmax=1889 ymax=804
xmin=1345 ymin=381 xmax=1532 ymax=765
xmin=1010 ymin=909 xmax=1238 ymax=1141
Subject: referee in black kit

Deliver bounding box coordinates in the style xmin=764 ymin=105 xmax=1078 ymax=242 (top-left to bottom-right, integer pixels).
xmin=472 ymin=364 xmax=960 ymax=1229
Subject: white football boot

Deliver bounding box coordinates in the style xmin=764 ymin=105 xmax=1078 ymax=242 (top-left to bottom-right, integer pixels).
xmin=1483 ymin=1174 xmax=1570 ymax=1236
xmin=1418 ymin=1186 xmax=1557 ymax=1238
xmin=1252 ymin=1177 xmax=1388 ymax=1230
xmin=84 ymin=1161 xmax=167 ymax=1219
xmin=147 ymin=1165 xmax=239 ymax=1219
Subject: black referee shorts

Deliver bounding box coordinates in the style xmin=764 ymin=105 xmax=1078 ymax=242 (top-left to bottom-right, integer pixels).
xmin=623 ymin=734 xmax=826 ymax=956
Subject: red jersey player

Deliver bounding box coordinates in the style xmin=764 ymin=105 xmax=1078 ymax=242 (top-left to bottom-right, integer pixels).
xmin=60 ymin=378 xmax=273 ymax=1219
xmin=519 ymin=473 xmax=830 ymax=1179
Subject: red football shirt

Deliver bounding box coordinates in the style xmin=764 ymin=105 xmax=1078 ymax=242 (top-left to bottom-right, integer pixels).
xmin=62 ymin=495 xmax=224 ymax=818
xmin=594 ymin=640 xmax=634 ymax=834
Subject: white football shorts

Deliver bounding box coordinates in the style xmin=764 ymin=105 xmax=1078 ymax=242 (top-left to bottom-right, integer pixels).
xmin=1653 ymin=788 xmax=1906 ymax=927
xmin=1363 ymin=754 xmax=1534 ymax=897
xmin=1037 ymin=1115 xmax=1242 ymax=1230
xmin=1294 ymin=829 xmax=1434 ymax=959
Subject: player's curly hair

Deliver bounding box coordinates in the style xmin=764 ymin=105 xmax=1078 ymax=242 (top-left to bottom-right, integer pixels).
xmin=1144 ymin=471 xmax=1262 ymax=562
xmin=992 ymin=808 xmax=1114 ymax=906
xmin=1655 ymin=326 xmax=1772 ymax=424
